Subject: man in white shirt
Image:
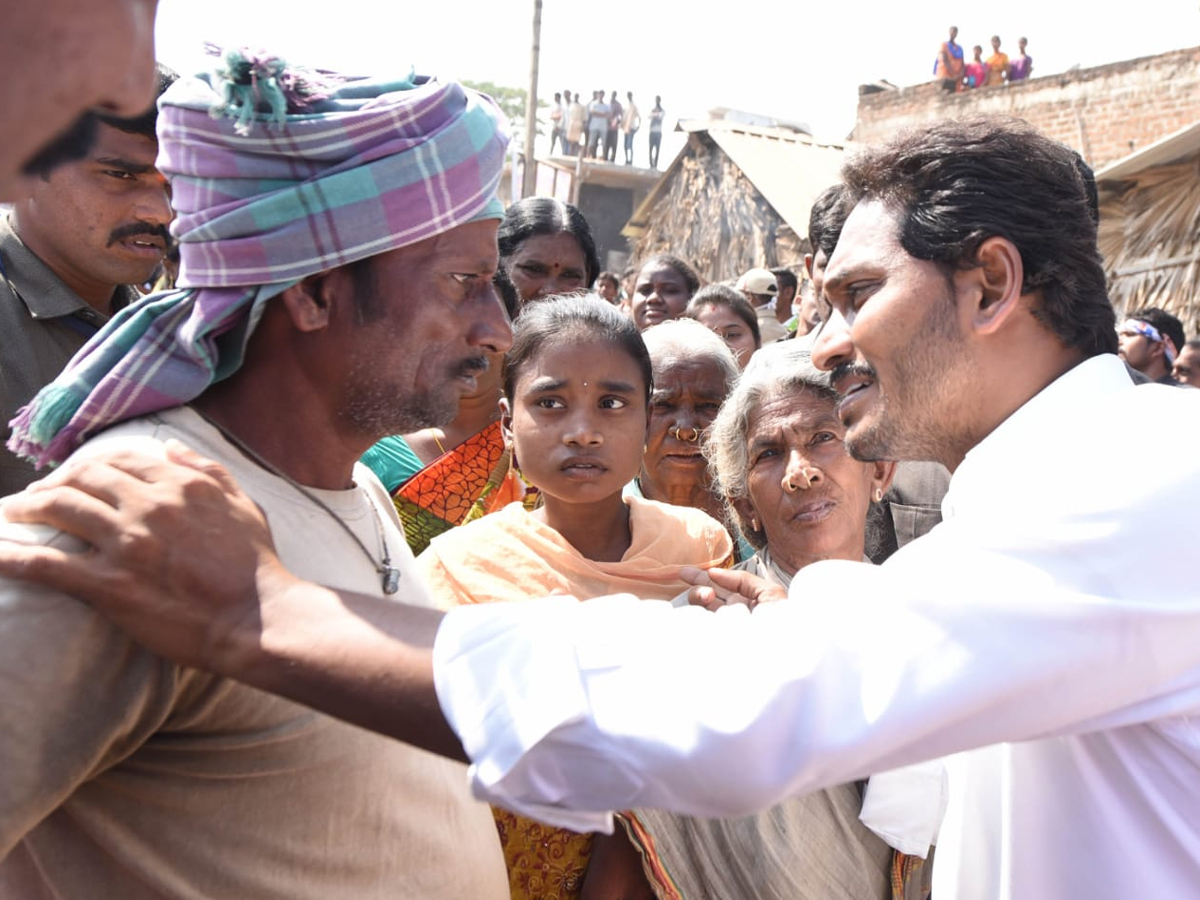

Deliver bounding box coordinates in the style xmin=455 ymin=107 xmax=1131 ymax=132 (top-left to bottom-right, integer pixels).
xmin=4 ymin=118 xmax=1200 ymax=899
xmin=621 ymin=92 xmax=640 ymax=165
xmin=548 ymin=91 xmax=565 ymax=154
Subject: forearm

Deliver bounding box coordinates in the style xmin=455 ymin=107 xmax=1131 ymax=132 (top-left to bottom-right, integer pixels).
xmin=232 ymin=571 xmax=466 ymax=761
xmin=437 ymin=552 xmax=1200 ymax=828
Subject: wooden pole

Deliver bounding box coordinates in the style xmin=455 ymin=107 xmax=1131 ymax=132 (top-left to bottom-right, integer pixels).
xmin=522 ymin=0 xmax=542 ymax=199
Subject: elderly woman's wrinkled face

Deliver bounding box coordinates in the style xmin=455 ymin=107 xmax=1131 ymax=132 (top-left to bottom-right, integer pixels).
xmin=737 ymin=388 xmax=890 ymax=573
xmin=641 ymin=355 xmax=729 ymax=496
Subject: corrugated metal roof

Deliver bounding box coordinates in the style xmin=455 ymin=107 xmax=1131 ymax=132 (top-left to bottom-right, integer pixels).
xmin=623 ymin=120 xmax=848 ymax=240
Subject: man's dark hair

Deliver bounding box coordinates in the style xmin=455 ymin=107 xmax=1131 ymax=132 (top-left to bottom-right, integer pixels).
xmin=595 ymin=271 xmax=620 ymax=289
xmin=807 ymin=183 xmax=853 ymax=261
xmin=97 ymin=63 xmax=179 ymax=140
xmin=770 ymin=267 xmax=798 ymax=293
xmin=1071 ymin=152 xmax=1100 ymax=226
xmin=1128 ymin=307 xmax=1186 ymax=357
xmin=841 ymin=117 xmax=1117 ymax=357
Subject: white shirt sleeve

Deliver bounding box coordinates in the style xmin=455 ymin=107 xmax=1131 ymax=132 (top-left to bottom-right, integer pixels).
xmin=433 ymin=522 xmax=1200 ymax=832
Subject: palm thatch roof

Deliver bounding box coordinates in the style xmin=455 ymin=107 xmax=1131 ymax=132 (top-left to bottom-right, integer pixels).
xmin=623 ymin=121 xmax=846 ymax=283
xmin=1097 ymin=123 xmax=1200 ymax=336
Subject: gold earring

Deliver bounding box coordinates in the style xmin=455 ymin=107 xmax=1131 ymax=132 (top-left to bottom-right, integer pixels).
xmin=873 ymin=487 xmax=884 ymax=503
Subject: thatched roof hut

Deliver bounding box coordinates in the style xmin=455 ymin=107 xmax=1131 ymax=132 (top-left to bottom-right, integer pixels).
xmin=622 ymin=120 xmax=846 ymax=283
xmin=1097 ymin=122 xmax=1200 ymax=336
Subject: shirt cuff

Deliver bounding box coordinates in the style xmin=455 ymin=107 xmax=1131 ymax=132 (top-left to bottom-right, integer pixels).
xmin=859 ymin=759 xmax=948 ymax=857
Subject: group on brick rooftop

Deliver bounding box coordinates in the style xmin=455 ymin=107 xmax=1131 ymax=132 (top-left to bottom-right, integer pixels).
xmin=935 ymin=25 xmax=1034 ymax=91
xmin=0 ymin=3 xmax=1198 ymax=900
xmin=549 ymin=90 xmax=667 ymax=168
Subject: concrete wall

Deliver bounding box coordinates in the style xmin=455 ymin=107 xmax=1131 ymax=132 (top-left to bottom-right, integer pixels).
xmin=854 ymin=46 xmax=1200 ymax=168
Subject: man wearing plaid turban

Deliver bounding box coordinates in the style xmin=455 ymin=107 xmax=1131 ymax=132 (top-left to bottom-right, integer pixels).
xmin=0 ymin=52 xmax=512 ymax=900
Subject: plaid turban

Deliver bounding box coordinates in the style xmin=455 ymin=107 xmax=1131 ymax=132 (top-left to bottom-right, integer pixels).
xmin=10 ymin=55 xmax=509 ymax=467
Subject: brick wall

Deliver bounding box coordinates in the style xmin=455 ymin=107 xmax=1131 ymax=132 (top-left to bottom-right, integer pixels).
xmin=854 ymin=46 xmax=1200 ymax=168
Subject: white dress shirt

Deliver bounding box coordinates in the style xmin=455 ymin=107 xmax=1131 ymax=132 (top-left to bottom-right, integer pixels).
xmin=434 ymin=354 xmax=1200 ymax=898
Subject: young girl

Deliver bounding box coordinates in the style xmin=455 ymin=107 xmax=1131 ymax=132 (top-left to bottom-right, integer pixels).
xmin=418 ymin=294 xmax=732 ymax=899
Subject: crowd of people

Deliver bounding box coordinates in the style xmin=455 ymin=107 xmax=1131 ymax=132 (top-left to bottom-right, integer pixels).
xmin=549 ymin=90 xmax=667 ymax=167
xmin=0 ymin=4 xmax=1199 ymax=900
xmin=935 ymin=26 xmax=1033 ymax=91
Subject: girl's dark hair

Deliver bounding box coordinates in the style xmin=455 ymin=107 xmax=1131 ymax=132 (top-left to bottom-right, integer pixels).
xmin=636 ymin=253 xmax=701 ymax=297
xmin=497 ymin=197 xmax=601 ymax=288
xmin=503 ymin=294 xmax=652 ymax=404
xmin=686 ymin=284 xmax=762 ymax=348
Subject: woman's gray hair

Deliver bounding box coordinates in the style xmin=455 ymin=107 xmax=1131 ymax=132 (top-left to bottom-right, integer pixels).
xmin=641 ymin=318 xmax=740 ymax=389
xmin=706 ymin=341 xmax=839 ymax=549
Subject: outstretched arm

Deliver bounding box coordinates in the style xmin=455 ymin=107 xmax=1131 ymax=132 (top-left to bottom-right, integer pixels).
xmin=0 ymin=442 xmax=466 ymax=761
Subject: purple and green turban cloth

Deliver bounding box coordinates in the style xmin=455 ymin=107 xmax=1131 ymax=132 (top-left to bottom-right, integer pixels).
xmin=9 ymin=52 xmax=509 ymax=467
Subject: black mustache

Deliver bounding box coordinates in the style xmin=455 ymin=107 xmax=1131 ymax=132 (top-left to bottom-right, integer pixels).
xmin=456 ymin=356 xmax=489 ymax=377
xmin=107 ymin=223 xmax=172 ymax=246
xmin=829 ymin=360 xmax=876 ymax=387
xmin=21 ymin=113 xmax=99 ymax=179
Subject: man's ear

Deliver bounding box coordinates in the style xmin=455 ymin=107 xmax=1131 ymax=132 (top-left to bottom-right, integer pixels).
xmin=278 ymin=273 xmax=337 ymax=332
xmin=965 ymin=236 xmax=1025 ymax=336
xmin=803 ymin=253 xmax=815 ymax=279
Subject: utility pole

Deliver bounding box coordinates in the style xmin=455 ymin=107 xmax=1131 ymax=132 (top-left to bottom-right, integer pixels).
xmin=522 ymin=0 xmax=542 ymax=199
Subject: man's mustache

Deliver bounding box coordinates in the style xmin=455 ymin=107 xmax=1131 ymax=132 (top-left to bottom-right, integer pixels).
xmin=21 ymin=113 xmax=99 ymax=179
xmin=107 ymin=223 xmax=173 ymax=247
xmin=456 ymin=356 xmax=490 ymax=378
xmin=829 ymin=360 xmax=877 ymax=388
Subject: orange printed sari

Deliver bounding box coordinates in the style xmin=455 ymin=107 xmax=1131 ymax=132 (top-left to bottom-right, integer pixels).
xmin=391 ymin=420 xmax=537 ymax=555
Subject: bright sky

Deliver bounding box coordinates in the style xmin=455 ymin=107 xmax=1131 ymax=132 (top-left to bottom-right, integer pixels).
xmin=155 ymin=0 xmax=1199 ymax=162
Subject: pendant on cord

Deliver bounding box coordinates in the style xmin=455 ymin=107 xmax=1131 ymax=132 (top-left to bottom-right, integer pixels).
xmin=382 ymin=566 xmax=401 ymax=594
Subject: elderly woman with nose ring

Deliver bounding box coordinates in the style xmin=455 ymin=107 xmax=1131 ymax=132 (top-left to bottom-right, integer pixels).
xmin=619 ymin=340 xmax=945 ymax=900
xmin=712 ymin=340 xmax=898 ymax=583
xmin=627 ymin=319 xmax=742 ymax=546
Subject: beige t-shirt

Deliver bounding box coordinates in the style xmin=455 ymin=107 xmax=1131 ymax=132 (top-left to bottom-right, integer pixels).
xmin=0 ymin=406 xmax=507 ymax=899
